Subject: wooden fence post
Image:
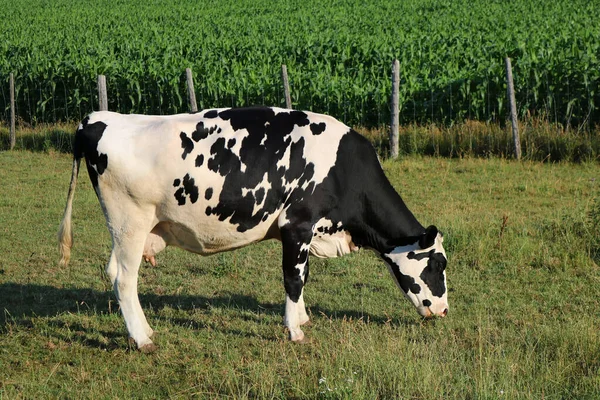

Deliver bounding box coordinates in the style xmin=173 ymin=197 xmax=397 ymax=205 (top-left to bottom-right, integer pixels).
xmin=98 ymin=75 xmax=108 ymax=111
xmin=281 ymin=65 xmax=292 ymax=109
xmin=9 ymin=73 xmax=15 ymax=150
xmin=505 ymin=57 xmax=521 ymax=160
xmin=390 ymin=59 xmax=400 ymax=159
xmin=186 ymin=68 xmax=198 ymax=113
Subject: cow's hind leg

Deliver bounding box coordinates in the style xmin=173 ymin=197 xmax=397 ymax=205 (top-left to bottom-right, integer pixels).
xmin=112 ymin=233 xmax=157 ymax=352
xmin=107 ymin=214 xmax=157 ymax=352
xmin=107 ymin=245 xmax=154 ymax=342
xmin=280 ymin=223 xmax=313 ymax=343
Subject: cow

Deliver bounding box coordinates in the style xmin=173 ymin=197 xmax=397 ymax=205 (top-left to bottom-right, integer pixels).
xmin=58 ymin=106 xmax=448 ymax=352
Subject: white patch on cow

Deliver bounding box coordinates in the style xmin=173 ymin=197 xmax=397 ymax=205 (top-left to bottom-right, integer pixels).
xmin=276 ymin=144 xmax=291 ymax=170
xmin=88 ymin=163 xmax=99 ymax=175
xmin=278 ymin=208 xmax=292 ymax=228
xmin=314 ymin=218 xmax=334 ymax=231
xmin=300 ymin=242 xmax=311 ymax=253
xmin=225 ymin=127 xmax=249 ymax=173
xmin=272 ymin=108 xmax=347 ymax=187
xmin=260 ymin=133 xmax=268 ymax=146
xmin=237 ymin=172 xmax=271 ymax=217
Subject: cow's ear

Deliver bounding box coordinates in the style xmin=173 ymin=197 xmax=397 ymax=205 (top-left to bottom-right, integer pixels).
xmin=419 ymin=225 xmax=438 ymax=249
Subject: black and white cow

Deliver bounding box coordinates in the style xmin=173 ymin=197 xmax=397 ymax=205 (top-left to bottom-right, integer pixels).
xmin=58 ymin=106 xmax=448 ymax=352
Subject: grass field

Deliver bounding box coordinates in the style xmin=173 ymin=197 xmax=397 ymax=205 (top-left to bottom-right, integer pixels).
xmin=1 ymin=149 xmax=599 ymax=398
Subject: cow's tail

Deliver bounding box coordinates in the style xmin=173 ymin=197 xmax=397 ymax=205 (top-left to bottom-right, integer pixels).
xmin=58 ymin=141 xmax=82 ymax=266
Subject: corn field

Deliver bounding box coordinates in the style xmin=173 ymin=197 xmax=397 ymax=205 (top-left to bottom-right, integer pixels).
xmin=0 ymin=0 xmax=599 ymax=128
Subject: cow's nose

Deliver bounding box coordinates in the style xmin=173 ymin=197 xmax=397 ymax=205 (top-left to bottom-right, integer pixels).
xmin=439 ymin=308 xmax=448 ymax=318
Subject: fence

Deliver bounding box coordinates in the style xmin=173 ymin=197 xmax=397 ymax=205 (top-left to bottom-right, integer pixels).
xmin=3 ymin=59 xmax=555 ymax=160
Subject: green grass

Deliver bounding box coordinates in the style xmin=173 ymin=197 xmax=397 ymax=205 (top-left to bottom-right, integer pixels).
xmin=1 ymin=150 xmax=599 ymax=398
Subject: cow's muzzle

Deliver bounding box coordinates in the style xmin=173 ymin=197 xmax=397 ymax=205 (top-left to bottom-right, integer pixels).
xmin=422 ymin=306 xmax=448 ymax=319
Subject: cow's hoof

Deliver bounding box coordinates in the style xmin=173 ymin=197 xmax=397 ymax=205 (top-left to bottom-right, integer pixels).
xmin=129 ymin=337 xmax=157 ymax=353
xmin=139 ymin=343 xmax=158 ymax=354
xmin=293 ymin=336 xmax=311 ymax=344
xmin=288 ymin=328 xmax=310 ymax=344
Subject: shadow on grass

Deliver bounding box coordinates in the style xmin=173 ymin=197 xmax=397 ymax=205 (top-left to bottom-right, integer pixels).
xmin=0 ymin=283 xmax=418 ymax=348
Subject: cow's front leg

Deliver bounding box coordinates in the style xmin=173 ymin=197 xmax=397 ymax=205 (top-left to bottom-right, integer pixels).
xmin=280 ymin=225 xmax=312 ymax=343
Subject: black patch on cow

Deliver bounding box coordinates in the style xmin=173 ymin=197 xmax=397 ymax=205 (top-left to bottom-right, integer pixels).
xmin=204 ymin=110 xmax=219 ymax=118
xmin=207 ymin=137 xmax=241 ymax=177
xmin=174 ymin=188 xmax=186 ymax=205
xmin=419 ymin=225 xmax=438 ymax=249
xmin=419 ymin=252 xmax=447 ymax=297
xmin=183 ymin=174 xmax=199 ymax=203
xmin=315 ymin=222 xmax=343 ymax=236
xmin=406 ymin=249 xmax=446 ymax=297
xmin=205 ymin=187 xmax=213 ymax=200
xmin=74 ymin=117 xmax=109 ymax=189
xmin=255 ymin=188 xmax=265 ymax=205
xmin=180 ymin=132 xmax=194 ymax=160
xmin=310 ymin=122 xmax=326 ymax=135
xmin=173 ymin=179 xmax=181 ymax=187
xmin=195 ymin=154 xmax=204 ymax=167
xmin=205 ymin=206 xmax=212 ymax=215
xmin=408 ymin=250 xmax=435 ymax=261
xmin=192 ymin=121 xmax=218 ymax=142
xmin=200 ymin=107 xmax=314 ymax=232
xmin=173 ymin=173 xmax=199 ymax=205
xmin=228 ymin=138 xmax=236 ymax=148
xmin=422 ymin=299 xmax=431 ymax=307
xmin=411 ymin=283 xmax=421 ymax=294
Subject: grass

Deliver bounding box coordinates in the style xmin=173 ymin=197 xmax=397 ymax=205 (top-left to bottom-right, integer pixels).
xmin=357 ymin=119 xmax=600 ymax=162
xmin=0 ymin=149 xmax=599 ymax=398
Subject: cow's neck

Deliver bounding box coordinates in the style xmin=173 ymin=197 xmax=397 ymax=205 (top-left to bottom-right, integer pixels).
xmin=323 ymin=129 xmax=426 ymax=254
xmin=360 ymin=181 xmax=425 ymax=252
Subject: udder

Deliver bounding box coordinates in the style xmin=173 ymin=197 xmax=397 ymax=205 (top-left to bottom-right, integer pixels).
xmin=310 ymin=230 xmax=359 ymax=258
xmin=142 ymin=224 xmax=170 ymax=266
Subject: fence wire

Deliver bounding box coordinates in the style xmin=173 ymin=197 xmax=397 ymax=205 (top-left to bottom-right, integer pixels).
xmin=1 ymin=64 xmax=599 ymax=130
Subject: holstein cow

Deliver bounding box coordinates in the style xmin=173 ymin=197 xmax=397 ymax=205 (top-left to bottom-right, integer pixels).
xmin=58 ymin=106 xmax=448 ymax=352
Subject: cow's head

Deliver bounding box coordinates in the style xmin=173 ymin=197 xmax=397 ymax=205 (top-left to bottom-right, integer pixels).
xmin=383 ymin=225 xmax=448 ymax=318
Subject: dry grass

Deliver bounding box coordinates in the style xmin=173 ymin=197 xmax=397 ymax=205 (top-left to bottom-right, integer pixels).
xmin=356 ymin=118 xmax=600 ymax=162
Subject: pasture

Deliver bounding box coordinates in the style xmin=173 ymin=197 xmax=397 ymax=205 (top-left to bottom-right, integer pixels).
xmin=1 ymin=149 xmax=599 ymax=398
